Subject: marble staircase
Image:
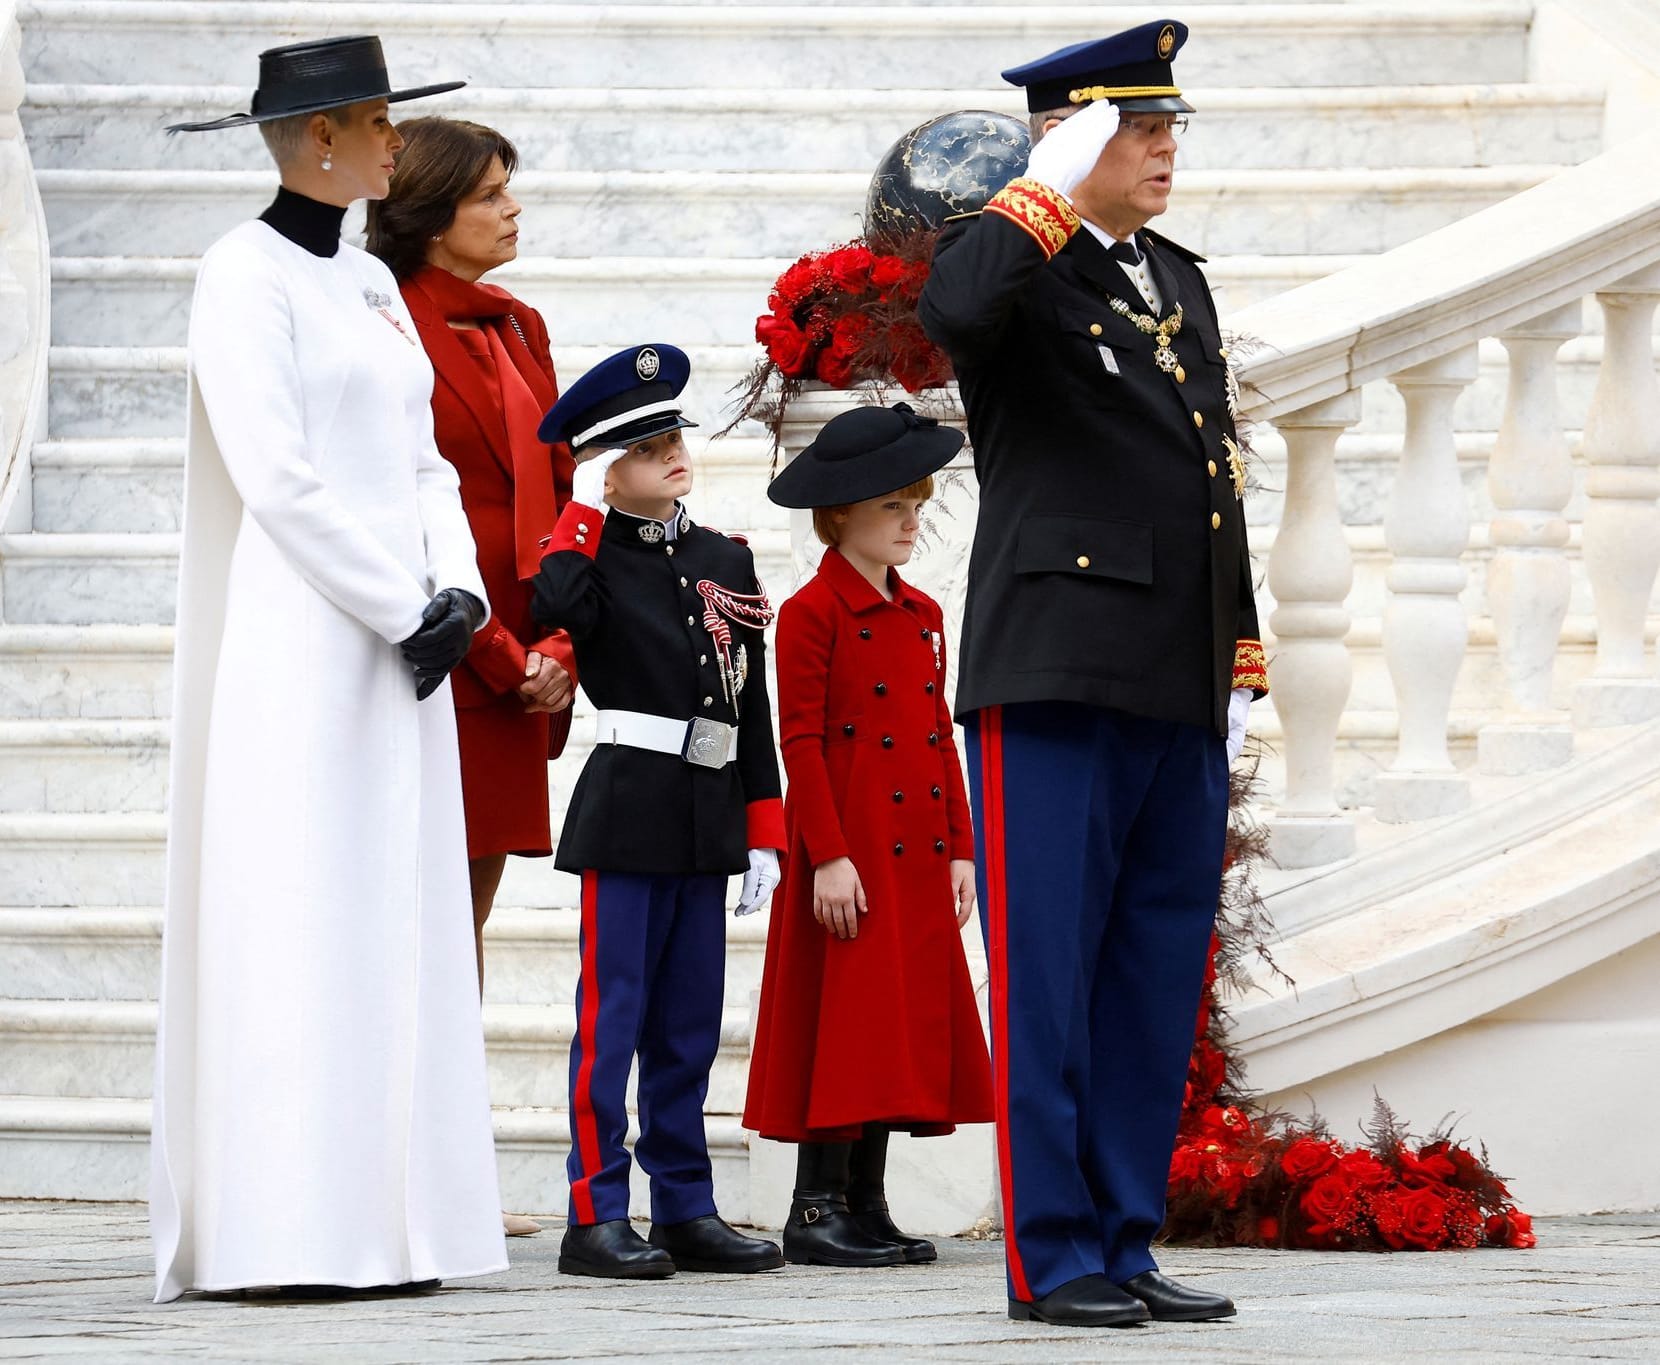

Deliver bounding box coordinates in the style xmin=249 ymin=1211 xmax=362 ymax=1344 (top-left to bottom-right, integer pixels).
xmin=3 ymin=0 xmax=1655 ymax=1219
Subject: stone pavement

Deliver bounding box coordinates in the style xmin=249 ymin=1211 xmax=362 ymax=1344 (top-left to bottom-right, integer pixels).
xmin=1 ymin=1204 xmax=1658 ymax=1362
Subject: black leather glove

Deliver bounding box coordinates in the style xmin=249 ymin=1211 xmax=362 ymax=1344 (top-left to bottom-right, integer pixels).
xmin=401 ymin=588 xmax=485 ymax=700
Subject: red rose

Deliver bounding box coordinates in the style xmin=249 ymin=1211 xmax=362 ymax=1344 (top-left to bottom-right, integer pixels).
xmin=870 ymin=255 xmax=908 ymax=297
xmin=1257 ymin=1215 xmax=1281 ymax=1245
xmin=1299 ymin=1172 xmax=1354 ymax=1235
xmin=1205 ymin=1155 xmax=1247 ymax=1208
xmin=1336 ymin=1150 xmax=1391 ymax=1189
xmin=1168 ymin=1143 xmax=1204 ymax=1187
xmin=1369 ymin=1186 xmax=1409 ymax=1249
xmin=1398 ymin=1145 xmax=1457 ymax=1188
xmin=756 ymin=310 xmax=812 ymax=377
xmin=828 ymin=246 xmax=874 ymax=295
xmin=1396 ymin=1185 xmax=1449 ymax=1250
xmin=1280 ymin=1136 xmax=1340 ymax=1183
xmin=814 ymin=312 xmax=872 ymax=388
xmin=1486 ymin=1210 xmax=1536 ymax=1249
xmin=771 ymin=255 xmax=822 ymax=310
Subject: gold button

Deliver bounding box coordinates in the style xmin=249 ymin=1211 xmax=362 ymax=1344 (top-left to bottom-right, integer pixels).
xmin=1208 ymin=459 xmax=1218 ymax=477
xmin=1076 ymin=555 xmax=1091 ymax=569
xmin=1219 ymin=346 xmax=1230 ymax=359
xmin=1175 ymin=365 xmax=1186 ymax=383
xmin=1089 ymin=323 xmax=1103 ymax=337
xmin=1193 ymin=411 xmax=1204 ymax=428
xmin=1211 ymin=512 xmax=1222 ymax=530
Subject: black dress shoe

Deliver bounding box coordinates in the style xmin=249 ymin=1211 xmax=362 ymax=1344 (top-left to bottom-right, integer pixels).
xmin=850 ymin=1203 xmax=937 ymax=1264
xmin=1008 ymin=1273 xmax=1151 ymax=1327
xmin=559 ymin=1219 xmax=676 ymax=1279
xmin=782 ymin=1193 xmax=905 ymax=1267
xmin=1120 ymin=1270 xmax=1236 ymax=1321
xmin=648 ymin=1215 xmax=784 ymax=1273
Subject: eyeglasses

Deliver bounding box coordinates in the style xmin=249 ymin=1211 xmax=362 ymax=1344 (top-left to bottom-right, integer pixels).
xmin=1116 ymin=115 xmax=1189 ymax=140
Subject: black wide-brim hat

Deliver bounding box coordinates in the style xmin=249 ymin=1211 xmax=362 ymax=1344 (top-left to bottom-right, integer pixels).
xmin=768 ymin=403 xmax=964 ymax=509
xmin=166 ymin=35 xmax=464 ymax=133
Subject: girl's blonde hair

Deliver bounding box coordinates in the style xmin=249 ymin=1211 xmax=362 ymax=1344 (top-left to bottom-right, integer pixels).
xmin=812 ymin=475 xmax=935 ymax=547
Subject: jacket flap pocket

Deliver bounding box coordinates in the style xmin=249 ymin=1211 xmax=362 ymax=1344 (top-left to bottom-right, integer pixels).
xmin=1015 ymin=514 xmax=1154 ymax=585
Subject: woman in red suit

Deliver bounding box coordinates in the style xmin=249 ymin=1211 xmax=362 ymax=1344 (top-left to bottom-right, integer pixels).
xmin=368 ymin=119 xmax=576 ymax=1236
xmin=745 ymin=403 xmax=994 ymax=1268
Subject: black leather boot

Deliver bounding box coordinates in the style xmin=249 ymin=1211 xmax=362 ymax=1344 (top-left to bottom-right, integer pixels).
xmin=782 ymin=1142 xmax=904 ymax=1268
xmin=848 ymin=1124 xmax=937 ymax=1264
xmin=558 ymin=1219 xmax=676 ymax=1279
xmin=648 ymin=1214 xmax=784 ymax=1273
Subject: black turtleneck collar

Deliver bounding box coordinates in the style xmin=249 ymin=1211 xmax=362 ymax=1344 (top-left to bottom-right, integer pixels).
xmin=259 ymin=186 xmax=347 ymax=259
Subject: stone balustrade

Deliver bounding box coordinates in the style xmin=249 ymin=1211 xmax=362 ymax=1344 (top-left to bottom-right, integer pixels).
xmin=1232 ymin=133 xmax=1660 ymax=866
xmin=0 ymin=0 xmax=48 ymax=536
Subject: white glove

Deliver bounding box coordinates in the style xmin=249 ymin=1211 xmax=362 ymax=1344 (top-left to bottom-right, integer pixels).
xmin=1226 ymin=687 xmax=1252 ymax=764
xmin=571 ymin=448 xmax=626 ymax=512
xmin=735 ymin=847 xmax=781 ymax=917
xmin=1024 ymin=97 xmax=1122 ymax=201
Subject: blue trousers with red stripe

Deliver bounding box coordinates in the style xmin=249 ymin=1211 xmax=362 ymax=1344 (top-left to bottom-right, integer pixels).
xmin=566 ymin=870 xmax=727 ymax=1227
xmin=966 ymin=700 xmax=1228 ymax=1300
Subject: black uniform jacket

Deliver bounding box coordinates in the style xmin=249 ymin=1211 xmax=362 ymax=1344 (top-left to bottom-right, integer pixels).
xmin=918 ymin=184 xmax=1267 ymax=736
xmin=531 ymin=499 xmax=785 ymax=876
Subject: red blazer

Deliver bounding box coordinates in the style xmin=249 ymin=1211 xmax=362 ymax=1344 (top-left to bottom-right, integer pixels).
xmin=402 ymin=272 xmax=578 ymax=741
xmin=743 ymin=548 xmax=991 ymax=1141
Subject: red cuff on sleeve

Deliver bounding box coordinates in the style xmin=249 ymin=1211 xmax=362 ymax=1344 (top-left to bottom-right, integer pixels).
xmin=465 ymin=618 xmax=531 ymax=695
xmin=1233 ymin=639 xmax=1269 ymax=696
xmin=983 ymin=177 xmax=1082 ymax=261
xmin=545 ymin=500 xmax=604 ymax=561
xmin=745 ymin=797 xmax=786 ymax=853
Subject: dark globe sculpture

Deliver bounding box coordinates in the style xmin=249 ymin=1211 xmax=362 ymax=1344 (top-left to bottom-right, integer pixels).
xmin=864 ymin=110 xmax=1031 ymax=241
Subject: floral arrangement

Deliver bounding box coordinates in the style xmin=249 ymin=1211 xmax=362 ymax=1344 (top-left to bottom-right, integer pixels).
xmin=1165 ymin=767 xmax=1537 ymax=1253
xmin=727 ymin=232 xmax=953 ymax=447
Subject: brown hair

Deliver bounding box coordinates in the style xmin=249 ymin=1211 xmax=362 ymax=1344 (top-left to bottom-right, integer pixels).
xmin=812 ymin=475 xmax=935 ymax=547
xmin=366 ymin=117 xmax=520 ymax=280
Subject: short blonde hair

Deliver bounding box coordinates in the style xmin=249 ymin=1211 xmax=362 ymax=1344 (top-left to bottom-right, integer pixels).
xmin=812 ymin=475 xmax=935 ymax=547
xmin=259 ymin=106 xmax=353 ymax=169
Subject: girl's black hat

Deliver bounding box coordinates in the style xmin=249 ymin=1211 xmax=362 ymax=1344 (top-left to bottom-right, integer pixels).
xmin=767 ymin=402 xmax=964 ymax=509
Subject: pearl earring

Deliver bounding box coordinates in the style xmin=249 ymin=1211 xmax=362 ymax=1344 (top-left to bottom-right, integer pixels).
xmin=321 ymin=156 xmax=332 ymax=171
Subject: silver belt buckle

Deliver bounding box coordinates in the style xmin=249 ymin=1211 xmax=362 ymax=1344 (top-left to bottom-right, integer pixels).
xmin=682 ymin=717 xmax=734 ymax=769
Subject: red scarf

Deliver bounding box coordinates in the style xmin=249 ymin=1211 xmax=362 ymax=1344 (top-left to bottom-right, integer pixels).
xmin=413 ymin=265 xmax=562 ymax=580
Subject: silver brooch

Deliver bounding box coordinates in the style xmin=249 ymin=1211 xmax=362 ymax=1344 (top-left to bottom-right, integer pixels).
xmin=363 ymin=287 xmax=393 ymax=310
xmin=637 ymin=520 xmax=665 ymax=545
xmin=677 ymin=511 xmax=691 ymax=535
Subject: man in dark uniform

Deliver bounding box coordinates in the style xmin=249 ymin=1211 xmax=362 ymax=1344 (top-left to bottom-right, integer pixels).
xmin=918 ymin=18 xmax=1266 ymax=1329
xmin=531 ymin=344 xmax=787 ymax=1279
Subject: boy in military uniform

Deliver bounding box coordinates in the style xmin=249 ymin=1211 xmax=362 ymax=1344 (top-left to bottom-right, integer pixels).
xmin=919 ymin=19 xmax=1262 ymax=1329
xmin=531 ymin=344 xmax=786 ymax=1279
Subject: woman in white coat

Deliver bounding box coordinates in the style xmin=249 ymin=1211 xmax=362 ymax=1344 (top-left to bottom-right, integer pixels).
xmin=153 ymin=37 xmax=508 ymax=1301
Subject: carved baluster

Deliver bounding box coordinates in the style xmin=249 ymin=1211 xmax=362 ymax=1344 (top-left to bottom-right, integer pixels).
xmin=1265 ymin=390 xmax=1363 ymax=868
xmin=1574 ymin=266 xmax=1660 ymax=727
xmin=1478 ymin=302 xmax=1580 ymax=774
xmin=1375 ymin=348 xmax=1479 ymax=823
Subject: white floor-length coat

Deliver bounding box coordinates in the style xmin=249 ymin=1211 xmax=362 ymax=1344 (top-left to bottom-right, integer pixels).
xmin=151 ymin=218 xmax=508 ymax=1301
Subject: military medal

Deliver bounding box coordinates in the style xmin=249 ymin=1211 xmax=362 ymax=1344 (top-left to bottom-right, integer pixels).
xmin=363 ymin=286 xmax=417 ymax=347
xmin=1223 ymin=433 xmax=1247 ymax=500
xmin=1108 ymin=298 xmax=1184 ymax=374
xmin=696 ymin=579 xmax=774 ymax=705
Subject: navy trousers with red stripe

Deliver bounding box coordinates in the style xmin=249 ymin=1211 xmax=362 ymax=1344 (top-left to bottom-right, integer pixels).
xmin=566 ymin=870 xmax=727 ymax=1227
xmin=965 ymin=700 xmax=1228 ymax=1300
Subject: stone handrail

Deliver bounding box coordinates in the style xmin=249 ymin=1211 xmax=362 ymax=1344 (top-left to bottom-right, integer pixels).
xmin=0 ymin=0 xmax=49 ymax=537
xmin=1228 ymin=132 xmax=1660 ymax=868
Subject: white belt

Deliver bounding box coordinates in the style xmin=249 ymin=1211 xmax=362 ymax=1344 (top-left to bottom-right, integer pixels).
xmin=594 ymin=708 xmax=739 ymax=769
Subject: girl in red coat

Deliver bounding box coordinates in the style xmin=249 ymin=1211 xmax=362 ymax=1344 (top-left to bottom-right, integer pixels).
xmin=745 ymin=403 xmax=994 ymax=1267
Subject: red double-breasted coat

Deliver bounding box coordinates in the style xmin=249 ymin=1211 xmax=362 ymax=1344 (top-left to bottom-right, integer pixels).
xmin=744 ymin=548 xmax=994 ymax=1142
xmin=403 ymin=266 xmax=578 ymax=860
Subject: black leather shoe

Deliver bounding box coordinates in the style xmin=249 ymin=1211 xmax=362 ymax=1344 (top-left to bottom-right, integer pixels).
xmin=1008 ymin=1273 xmax=1151 ymax=1327
xmin=558 ymin=1219 xmax=676 ymax=1279
xmin=648 ymin=1215 xmax=784 ymax=1273
xmin=782 ymin=1194 xmax=905 ymax=1267
xmin=1120 ymin=1270 xmax=1236 ymax=1321
xmin=850 ymin=1203 xmax=937 ymax=1264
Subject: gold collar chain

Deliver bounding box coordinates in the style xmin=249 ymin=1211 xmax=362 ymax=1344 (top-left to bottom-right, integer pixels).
xmin=1107 ymin=298 xmax=1184 ymax=374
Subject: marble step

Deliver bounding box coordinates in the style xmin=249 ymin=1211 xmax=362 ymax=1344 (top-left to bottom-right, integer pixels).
xmin=42 ymin=342 xmax=769 ymax=442
xmin=0 ymin=1094 xmax=756 ymax=1218
xmin=47 ymin=254 xmax=1378 ymax=351
xmin=0 ymin=720 xmax=169 ymax=814
xmin=26 ymin=431 xmax=784 ymax=536
xmin=35 ymin=164 xmax=1557 ymax=259
xmin=0 ymin=904 xmax=771 ymax=1007
xmin=0 ymin=521 xmax=792 ymax=626
xmin=18 ymin=2 xmax=1532 ymax=91
xmin=0 ymin=625 xmax=173 ymax=719
xmin=21 ymin=81 xmax=1602 ymax=174
xmin=0 ymin=998 xmax=757 ymax=1110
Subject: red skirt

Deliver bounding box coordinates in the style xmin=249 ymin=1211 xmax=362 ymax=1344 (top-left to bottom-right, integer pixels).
xmin=454 ymin=697 xmax=553 ymax=861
